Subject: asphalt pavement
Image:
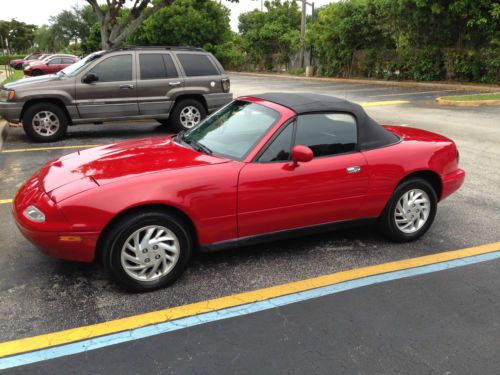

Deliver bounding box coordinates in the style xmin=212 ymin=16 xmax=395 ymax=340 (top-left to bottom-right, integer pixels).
xmin=8 ymin=255 xmax=500 ymax=374
xmin=0 ymin=73 xmax=499 ymax=372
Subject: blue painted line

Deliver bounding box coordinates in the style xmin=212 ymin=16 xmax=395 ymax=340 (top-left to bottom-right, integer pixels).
xmin=2 ymin=250 xmax=500 ymax=370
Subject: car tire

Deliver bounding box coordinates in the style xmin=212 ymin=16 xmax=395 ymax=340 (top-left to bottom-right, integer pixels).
xmin=102 ymin=211 xmax=193 ymax=292
xmin=22 ymin=102 xmax=69 ymax=142
xmin=170 ymin=99 xmax=206 ymax=132
xmin=32 ymin=69 xmax=43 ymax=76
xmin=15 ymin=63 xmax=22 ymax=70
xmin=378 ymin=178 xmax=437 ymax=242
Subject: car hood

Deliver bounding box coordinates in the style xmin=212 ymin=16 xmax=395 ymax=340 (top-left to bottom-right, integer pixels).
xmin=4 ymin=74 xmax=63 ymax=90
xmin=39 ymin=136 xmax=230 ymax=200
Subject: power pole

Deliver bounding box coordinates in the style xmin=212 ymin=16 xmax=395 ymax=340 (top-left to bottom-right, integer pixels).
xmin=299 ymin=0 xmax=314 ymax=69
xmin=300 ymin=0 xmax=306 ymax=68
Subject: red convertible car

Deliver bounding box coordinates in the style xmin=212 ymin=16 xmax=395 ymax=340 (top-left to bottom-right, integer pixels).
xmin=13 ymin=93 xmax=465 ymax=291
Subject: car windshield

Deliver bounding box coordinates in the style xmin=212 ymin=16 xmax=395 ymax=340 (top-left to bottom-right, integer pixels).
xmin=60 ymin=51 xmax=104 ymax=77
xmin=179 ymin=100 xmax=281 ymax=160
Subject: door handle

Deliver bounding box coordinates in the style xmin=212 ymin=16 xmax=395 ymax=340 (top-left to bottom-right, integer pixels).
xmin=169 ymin=81 xmax=182 ymax=86
xmin=119 ymin=84 xmax=134 ymax=89
xmin=346 ymin=166 xmax=361 ymax=174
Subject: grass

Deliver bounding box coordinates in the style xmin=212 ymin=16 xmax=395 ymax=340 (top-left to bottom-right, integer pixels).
xmin=1 ymin=69 xmax=24 ymax=85
xmin=443 ymin=92 xmax=500 ymax=101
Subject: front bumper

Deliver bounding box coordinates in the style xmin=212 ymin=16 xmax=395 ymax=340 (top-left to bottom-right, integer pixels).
xmin=0 ymin=101 xmax=23 ymax=123
xmin=441 ymin=168 xmax=465 ymax=201
xmin=204 ymin=92 xmax=233 ymax=113
xmin=12 ymin=173 xmax=98 ymax=262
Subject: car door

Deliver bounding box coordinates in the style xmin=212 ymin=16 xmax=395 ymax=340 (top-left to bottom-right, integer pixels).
xmin=75 ymin=53 xmax=139 ymax=119
xmin=237 ymin=113 xmax=369 ymax=238
xmin=135 ymin=52 xmax=184 ymax=116
xmin=45 ymin=58 xmax=63 ymax=74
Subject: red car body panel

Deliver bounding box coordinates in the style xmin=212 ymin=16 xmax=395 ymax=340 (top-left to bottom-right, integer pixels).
xmin=10 ymin=53 xmax=42 ymax=68
xmin=13 ymin=97 xmax=465 ymax=263
xmin=24 ymin=57 xmax=79 ymax=76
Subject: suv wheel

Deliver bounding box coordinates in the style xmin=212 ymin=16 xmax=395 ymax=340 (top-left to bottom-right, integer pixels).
xmin=170 ymin=99 xmax=206 ymax=132
xmin=22 ymin=102 xmax=69 ymax=142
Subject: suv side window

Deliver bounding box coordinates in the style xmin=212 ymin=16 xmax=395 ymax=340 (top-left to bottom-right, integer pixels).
xmin=295 ymin=113 xmax=357 ymax=157
xmin=139 ymin=53 xmax=178 ymax=79
xmin=176 ymin=53 xmax=219 ymax=76
xmin=258 ymin=122 xmax=294 ymax=162
xmin=89 ymin=54 xmax=132 ymax=82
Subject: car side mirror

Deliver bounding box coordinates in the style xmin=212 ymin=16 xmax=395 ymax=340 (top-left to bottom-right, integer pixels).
xmin=83 ymin=73 xmax=98 ymax=84
xmin=291 ymin=145 xmax=313 ymax=166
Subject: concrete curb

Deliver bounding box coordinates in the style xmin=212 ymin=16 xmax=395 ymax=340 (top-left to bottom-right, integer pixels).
xmin=228 ymin=71 xmax=500 ymax=92
xmin=435 ymin=97 xmax=500 ymax=106
xmin=0 ymin=119 xmax=8 ymax=151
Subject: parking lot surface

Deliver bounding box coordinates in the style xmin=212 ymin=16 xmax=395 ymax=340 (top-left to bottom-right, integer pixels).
xmin=0 ymin=73 xmax=499 ymax=371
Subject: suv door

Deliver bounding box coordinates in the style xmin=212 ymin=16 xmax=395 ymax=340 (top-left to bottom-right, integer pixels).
xmin=75 ymin=53 xmax=139 ymax=119
xmin=136 ymin=52 xmax=184 ymax=116
xmin=237 ymin=113 xmax=369 ymax=238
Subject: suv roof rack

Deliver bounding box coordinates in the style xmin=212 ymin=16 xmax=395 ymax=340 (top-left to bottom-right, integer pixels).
xmin=108 ymin=45 xmax=205 ymax=52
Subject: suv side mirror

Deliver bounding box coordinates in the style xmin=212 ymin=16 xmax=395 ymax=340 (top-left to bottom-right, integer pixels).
xmin=291 ymin=145 xmax=313 ymax=166
xmin=83 ymin=73 xmax=98 ymax=84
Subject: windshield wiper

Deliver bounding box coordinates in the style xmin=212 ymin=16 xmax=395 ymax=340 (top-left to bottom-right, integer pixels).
xmin=175 ymin=130 xmax=212 ymax=154
xmin=188 ymin=139 xmax=213 ymax=155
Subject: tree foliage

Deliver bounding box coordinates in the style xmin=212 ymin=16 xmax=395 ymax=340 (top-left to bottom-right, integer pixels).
xmin=0 ymin=20 xmax=37 ymax=53
xmin=129 ymin=0 xmax=231 ymax=48
xmin=239 ymin=0 xmax=301 ymax=69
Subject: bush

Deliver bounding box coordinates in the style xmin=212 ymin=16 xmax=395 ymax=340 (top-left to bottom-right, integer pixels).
xmin=0 ymin=54 xmax=26 ymax=65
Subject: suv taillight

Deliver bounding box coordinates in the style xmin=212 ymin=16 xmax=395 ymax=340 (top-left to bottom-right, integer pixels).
xmin=221 ymin=78 xmax=230 ymax=93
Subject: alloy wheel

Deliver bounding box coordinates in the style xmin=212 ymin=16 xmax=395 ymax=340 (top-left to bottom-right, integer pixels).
xmin=32 ymin=111 xmax=60 ymax=137
xmin=120 ymin=225 xmax=180 ymax=281
xmin=179 ymin=106 xmax=201 ymax=128
xmin=394 ymin=188 xmax=431 ymax=234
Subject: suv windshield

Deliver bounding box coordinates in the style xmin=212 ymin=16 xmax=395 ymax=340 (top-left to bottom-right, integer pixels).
xmin=60 ymin=51 xmax=104 ymax=77
xmin=179 ymin=100 xmax=280 ymax=160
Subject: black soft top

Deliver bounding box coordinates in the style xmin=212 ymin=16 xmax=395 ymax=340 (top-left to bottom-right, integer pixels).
xmin=253 ymin=92 xmax=399 ymax=151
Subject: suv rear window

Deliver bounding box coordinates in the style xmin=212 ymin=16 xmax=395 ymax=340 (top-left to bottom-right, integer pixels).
xmin=176 ymin=53 xmax=219 ymax=76
xmin=139 ymin=54 xmax=178 ymax=79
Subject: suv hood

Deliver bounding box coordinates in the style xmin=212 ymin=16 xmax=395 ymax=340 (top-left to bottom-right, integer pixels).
xmin=4 ymin=74 xmax=63 ymax=90
xmin=39 ymin=136 xmax=229 ymax=201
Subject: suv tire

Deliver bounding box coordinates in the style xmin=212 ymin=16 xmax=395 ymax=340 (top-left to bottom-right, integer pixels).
xmin=22 ymin=102 xmax=69 ymax=142
xmin=170 ymin=99 xmax=206 ymax=132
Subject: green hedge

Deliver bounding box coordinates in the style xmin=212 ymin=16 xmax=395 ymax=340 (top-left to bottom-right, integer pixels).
xmin=0 ymin=55 xmax=26 ymax=66
xmin=318 ymin=48 xmax=499 ymax=84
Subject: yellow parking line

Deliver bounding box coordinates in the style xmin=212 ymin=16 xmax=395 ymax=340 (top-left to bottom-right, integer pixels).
xmin=368 ymin=89 xmax=459 ymax=98
xmin=0 ymin=241 xmax=499 ymax=358
xmin=0 ymin=144 xmax=101 ymax=153
xmin=359 ymin=100 xmax=410 ymax=107
xmin=0 ymin=199 xmax=12 ymax=205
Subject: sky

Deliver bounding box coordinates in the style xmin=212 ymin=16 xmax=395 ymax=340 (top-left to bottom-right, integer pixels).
xmin=1 ymin=0 xmax=334 ymax=32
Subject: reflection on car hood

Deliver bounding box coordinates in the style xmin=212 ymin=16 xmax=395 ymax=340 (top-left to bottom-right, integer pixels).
xmin=39 ymin=136 xmax=229 ymax=193
xmin=4 ymin=74 xmax=62 ymax=90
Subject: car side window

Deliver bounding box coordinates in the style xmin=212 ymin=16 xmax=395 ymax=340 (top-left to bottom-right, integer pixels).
xmin=89 ymin=54 xmax=132 ymax=82
xmin=176 ymin=53 xmax=219 ymax=76
xmin=48 ymin=58 xmax=61 ymax=65
xmin=295 ymin=113 xmax=357 ymax=157
xmin=139 ymin=53 xmax=178 ymax=79
xmin=258 ymin=122 xmax=294 ymax=162
xmin=62 ymin=58 xmax=75 ymax=64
